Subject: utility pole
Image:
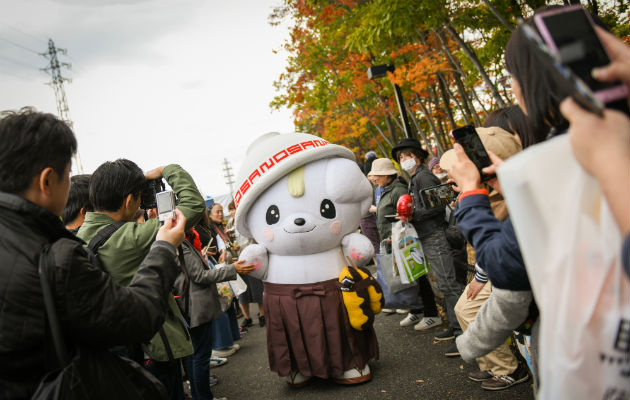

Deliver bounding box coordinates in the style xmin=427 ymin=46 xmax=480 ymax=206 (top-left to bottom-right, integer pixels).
xmin=41 ymin=38 xmax=83 ymax=173
xmin=222 ymin=158 xmax=235 ymax=199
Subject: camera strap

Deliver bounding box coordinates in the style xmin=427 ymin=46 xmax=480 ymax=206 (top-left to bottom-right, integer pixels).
xmin=86 ymin=221 xmax=126 ymax=270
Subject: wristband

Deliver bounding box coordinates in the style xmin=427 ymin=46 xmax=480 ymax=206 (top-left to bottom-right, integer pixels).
xmin=459 ymin=189 xmax=489 ymax=201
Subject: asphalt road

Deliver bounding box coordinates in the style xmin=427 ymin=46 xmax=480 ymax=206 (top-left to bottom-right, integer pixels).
xmin=211 ymin=307 xmax=534 ymax=400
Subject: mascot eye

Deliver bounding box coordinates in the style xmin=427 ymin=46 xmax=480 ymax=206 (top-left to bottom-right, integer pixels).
xmin=320 ymin=199 xmax=336 ymax=219
xmin=266 ymin=205 xmax=280 ymax=225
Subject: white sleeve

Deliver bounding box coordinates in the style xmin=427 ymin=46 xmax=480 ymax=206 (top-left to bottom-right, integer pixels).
xmin=216 ymin=235 xmax=226 ymax=251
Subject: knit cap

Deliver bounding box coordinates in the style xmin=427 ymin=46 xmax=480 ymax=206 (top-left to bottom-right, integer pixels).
xmin=234 ymin=132 xmax=355 ymax=238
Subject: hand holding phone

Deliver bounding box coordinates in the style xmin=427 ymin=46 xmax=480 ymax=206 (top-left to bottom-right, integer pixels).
xmin=533 ymin=5 xmax=628 ymax=104
xmin=451 ymin=125 xmax=495 ymax=182
xmin=156 ymin=209 xmax=186 ymax=247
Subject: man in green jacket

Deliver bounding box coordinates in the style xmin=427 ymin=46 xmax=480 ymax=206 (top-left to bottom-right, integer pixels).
xmin=78 ymin=159 xmax=205 ymax=400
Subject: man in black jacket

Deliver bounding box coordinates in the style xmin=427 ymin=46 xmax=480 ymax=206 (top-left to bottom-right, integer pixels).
xmin=0 ymin=108 xmax=186 ymax=399
xmin=392 ymin=138 xmax=464 ymax=356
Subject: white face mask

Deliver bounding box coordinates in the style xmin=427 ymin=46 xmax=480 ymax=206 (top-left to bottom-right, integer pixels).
xmin=436 ymin=172 xmax=448 ymax=180
xmin=400 ymin=158 xmax=417 ymax=173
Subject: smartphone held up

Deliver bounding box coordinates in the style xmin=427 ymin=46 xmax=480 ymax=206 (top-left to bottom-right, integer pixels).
xmin=451 ymin=125 xmax=496 ymax=182
xmin=521 ymin=4 xmax=628 ymax=117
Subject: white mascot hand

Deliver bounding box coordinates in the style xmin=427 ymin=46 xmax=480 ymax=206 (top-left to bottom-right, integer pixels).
xmin=341 ymin=233 xmax=375 ymax=267
xmin=238 ymin=244 xmax=269 ymax=280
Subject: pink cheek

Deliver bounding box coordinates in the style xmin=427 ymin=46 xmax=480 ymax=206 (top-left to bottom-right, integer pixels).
xmin=330 ymin=220 xmax=342 ymax=235
xmin=263 ymin=227 xmax=274 ymax=242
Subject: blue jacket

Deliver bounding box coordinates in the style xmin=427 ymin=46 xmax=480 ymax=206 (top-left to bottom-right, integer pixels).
xmin=454 ymin=193 xmax=530 ymax=291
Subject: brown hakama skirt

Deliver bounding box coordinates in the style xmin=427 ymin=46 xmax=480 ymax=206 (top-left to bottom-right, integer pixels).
xmin=263 ymin=279 xmax=379 ymax=379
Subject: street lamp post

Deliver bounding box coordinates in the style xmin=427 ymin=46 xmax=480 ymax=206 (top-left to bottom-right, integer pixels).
xmin=367 ymin=64 xmax=414 ymax=139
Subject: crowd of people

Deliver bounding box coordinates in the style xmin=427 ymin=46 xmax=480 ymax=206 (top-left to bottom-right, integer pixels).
xmin=0 ymin=5 xmax=628 ymax=400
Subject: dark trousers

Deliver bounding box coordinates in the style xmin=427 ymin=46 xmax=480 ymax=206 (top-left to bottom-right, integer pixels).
xmin=145 ymin=359 xmax=184 ymax=400
xmin=411 ymin=275 xmax=438 ymax=317
xmin=185 ymin=322 xmax=214 ymax=400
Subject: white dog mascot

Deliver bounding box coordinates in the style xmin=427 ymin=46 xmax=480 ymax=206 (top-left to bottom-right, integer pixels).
xmin=235 ymin=132 xmax=381 ymax=386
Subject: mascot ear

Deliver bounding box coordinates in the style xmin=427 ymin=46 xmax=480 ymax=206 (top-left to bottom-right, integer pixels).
xmin=325 ymin=158 xmax=373 ymax=216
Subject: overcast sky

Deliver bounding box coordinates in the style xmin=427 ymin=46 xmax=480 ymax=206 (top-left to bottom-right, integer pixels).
xmin=0 ymin=0 xmax=295 ymax=199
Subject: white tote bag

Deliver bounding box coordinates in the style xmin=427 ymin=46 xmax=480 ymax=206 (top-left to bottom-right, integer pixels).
xmin=499 ymin=135 xmax=630 ymax=399
xmin=391 ymin=221 xmax=429 ymax=284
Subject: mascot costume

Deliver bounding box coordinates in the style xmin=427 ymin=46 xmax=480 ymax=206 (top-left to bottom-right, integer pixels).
xmin=235 ymin=132 xmax=383 ymax=386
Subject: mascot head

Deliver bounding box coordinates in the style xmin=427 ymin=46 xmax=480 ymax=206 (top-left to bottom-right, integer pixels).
xmin=234 ymin=132 xmax=372 ymax=256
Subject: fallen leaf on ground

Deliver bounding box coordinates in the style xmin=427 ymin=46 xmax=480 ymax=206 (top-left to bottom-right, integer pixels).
xmin=416 ymin=379 xmax=424 ymax=383
xmin=459 ymin=364 xmax=464 ymax=369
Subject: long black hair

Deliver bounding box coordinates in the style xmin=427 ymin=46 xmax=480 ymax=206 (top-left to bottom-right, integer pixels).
xmin=504 ymin=15 xmax=570 ymax=147
xmin=484 ymin=105 xmax=535 ymax=146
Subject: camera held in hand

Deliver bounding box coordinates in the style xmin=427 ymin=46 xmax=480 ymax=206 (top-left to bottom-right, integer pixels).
xmin=140 ymin=179 xmax=165 ymax=210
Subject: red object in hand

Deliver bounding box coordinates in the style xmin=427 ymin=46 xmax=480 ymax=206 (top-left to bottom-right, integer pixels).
xmin=397 ymin=194 xmax=413 ymax=221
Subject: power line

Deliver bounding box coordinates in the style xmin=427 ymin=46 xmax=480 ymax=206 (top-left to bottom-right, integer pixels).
xmin=0 ymin=66 xmax=31 ymax=81
xmin=0 ymin=35 xmax=39 ymax=55
xmin=0 ymin=20 xmax=47 ymax=45
xmin=40 ymin=38 xmax=84 ymax=174
xmin=0 ymin=54 xmax=40 ymax=71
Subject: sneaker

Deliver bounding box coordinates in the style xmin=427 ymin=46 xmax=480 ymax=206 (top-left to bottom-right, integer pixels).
xmin=210 ymin=357 xmax=228 ymax=367
xmin=381 ymin=308 xmax=396 ymax=314
xmin=396 ymin=309 xmax=410 ymax=314
xmin=399 ymin=313 xmax=422 ymax=327
xmin=212 ymin=344 xmax=239 ymax=358
xmin=209 ymin=375 xmax=219 ymax=387
xmin=444 ymin=342 xmax=460 ymax=357
xmin=434 ymin=327 xmax=456 ymax=341
xmin=258 ymin=315 xmax=266 ymax=327
xmin=481 ymin=364 xmax=529 ymax=391
xmin=413 ymin=317 xmax=442 ymax=331
xmin=240 ymin=318 xmax=253 ymax=328
xmin=468 ymin=370 xmax=494 ymax=382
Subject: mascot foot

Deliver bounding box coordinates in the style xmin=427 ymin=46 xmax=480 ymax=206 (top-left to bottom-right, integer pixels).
xmin=286 ymin=371 xmax=314 ymax=388
xmin=333 ymin=364 xmax=372 ymax=385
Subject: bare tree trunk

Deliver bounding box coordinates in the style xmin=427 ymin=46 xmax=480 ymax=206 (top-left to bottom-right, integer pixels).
xmin=377 ymin=95 xmax=406 ymax=135
xmin=469 ymin=85 xmax=490 ymax=116
xmin=431 ymin=88 xmax=450 ymax=153
xmin=587 ymin=0 xmax=599 ymax=16
xmin=414 ymin=94 xmax=445 ymax=155
xmin=367 ymin=125 xmax=389 ymax=157
xmin=406 ymin=102 xmax=433 ymax=153
xmin=384 ymin=115 xmax=400 ymax=145
xmin=444 ymin=24 xmax=508 ymax=108
xmin=438 ymin=72 xmax=471 ymax=125
xmin=434 ymin=28 xmax=481 ymax=125
xmin=435 ymin=115 xmax=449 ymax=154
xmin=480 ymin=0 xmax=514 ymax=31
xmin=436 ymin=77 xmax=457 ymax=130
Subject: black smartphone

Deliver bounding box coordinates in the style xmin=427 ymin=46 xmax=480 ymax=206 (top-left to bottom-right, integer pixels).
xmin=534 ymin=5 xmax=628 ymax=104
xmin=419 ymin=182 xmax=458 ymax=209
xmin=519 ymin=21 xmax=605 ymax=116
xmin=451 ymin=125 xmax=495 ymax=182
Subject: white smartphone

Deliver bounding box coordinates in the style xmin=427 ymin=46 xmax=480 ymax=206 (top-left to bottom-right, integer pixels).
xmin=156 ymin=190 xmax=176 ymax=222
xmin=533 ymin=5 xmax=628 ymax=104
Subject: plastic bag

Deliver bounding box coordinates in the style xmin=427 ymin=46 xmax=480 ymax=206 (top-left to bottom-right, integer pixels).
xmin=376 ymin=253 xmax=423 ymax=309
xmin=499 ymin=135 xmax=630 ymax=399
xmin=229 ymin=274 xmax=248 ymax=298
xmin=391 ymin=221 xmax=429 ymax=283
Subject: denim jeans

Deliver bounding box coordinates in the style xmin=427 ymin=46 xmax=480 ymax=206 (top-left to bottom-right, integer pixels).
xmin=185 ymin=322 xmax=214 ymax=400
xmin=420 ymin=228 xmax=464 ymax=334
xmin=211 ymin=304 xmax=240 ymax=350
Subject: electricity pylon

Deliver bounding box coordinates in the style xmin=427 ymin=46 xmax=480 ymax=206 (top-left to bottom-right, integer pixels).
xmin=41 ymin=38 xmax=83 ymax=173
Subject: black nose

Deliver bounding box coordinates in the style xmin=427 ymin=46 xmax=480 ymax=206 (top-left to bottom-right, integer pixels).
xmin=294 ymin=218 xmax=305 ymax=226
